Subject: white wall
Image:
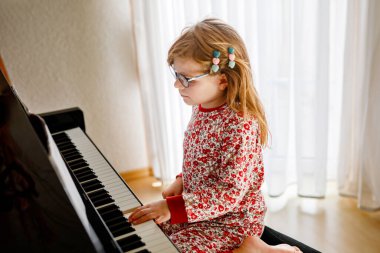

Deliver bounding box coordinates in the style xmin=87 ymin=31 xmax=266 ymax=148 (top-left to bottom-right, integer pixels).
xmin=0 ymin=0 xmax=149 ymax=172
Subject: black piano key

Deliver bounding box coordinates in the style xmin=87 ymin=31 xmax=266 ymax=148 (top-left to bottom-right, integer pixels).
xmin=53 ymin=138 xmax=69 ymax=144
xmin=68 ymin=158 xmax=87 ymax=165
xmin=61 ymin=148 xmax=79 ymax=157
xmin=72 ymin=166 xmax=91 ymax=175
xmin=98 ymin=206 xmax=123 ymax=220
xmin=68 ymin=160 xmax=88 ymax=168
xmin=60 ymin=145 xmax=77 ymax=153
xmin=57 ymin=142 xmax=75 ymax=150
xmin=110 ymin=224 xmax=135 ymax=238
xmin=55 ymin=139 xmax=72 ymax=146
xmin=55 ymin=136 xmax=68 ymax=143
xmin=92 ymin=196 xmax=114 ymax=207
xmin=69 ymin=161 xmax=89 ymax=170
xmin=83 ymin=182 xmax=103 ymax=193
xmin=73 ymin=167 xmax=93 ymax=177
xmin=74 ymin=168 xmax=93 ymax=176
xmin=81 ymin=179 xmax=103 ymax=192
xmin=100 ymin=209 xmax=124 ymax=221
xmin=87 ymin=189 xmax=109 ymax=201
xmin=57 ymin=141 xmax=74 ymax=149
xmin=108 ymin=218 xmax=131 ymax=228
xmin=104 ymin=215 xmax=127 ymax=227
xmin=120 ymin=235 xmax=141 ymax=243
xmin=76 ymin=173 xmax=97 ymax=182
xmin=136 ymin=250 xmax=151 ymax=253
xmin=88 ymin=189 xmax=109 ymax=199
xmin=98 ymin=204 xmax=119 ymax=214
xmin=123 ymin=241 xmax=145 ymax=252
xmin=52 ymin=132 xmax=67 ymax=139
xmin=74 ymin=168 xmax=94 ymax=178
xmin=64 ymin=153 xmax=83 ymax=161
xmin=104 ymin=214 xmax=126 ymax=224
xmin=108 ymin=219 xmax=132 ymax=230
xmin=117 ymin=235 xmax=145 ymax=252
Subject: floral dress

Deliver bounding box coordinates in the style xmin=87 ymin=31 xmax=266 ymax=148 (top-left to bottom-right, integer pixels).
xmin=162 ymin=103 xmax=266 ymax=253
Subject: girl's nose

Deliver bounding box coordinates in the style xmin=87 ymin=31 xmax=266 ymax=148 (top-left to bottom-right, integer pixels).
xmin=174 ymin=79 xmax=184 ymax=90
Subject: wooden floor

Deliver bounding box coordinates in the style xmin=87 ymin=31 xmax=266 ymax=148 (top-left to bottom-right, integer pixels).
xmin=126 ymin=177 xmax=380 ymax=253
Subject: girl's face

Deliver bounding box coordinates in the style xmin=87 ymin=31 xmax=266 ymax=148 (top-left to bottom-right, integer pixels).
xmin=172 ymin=57 xmax=227 ymax=108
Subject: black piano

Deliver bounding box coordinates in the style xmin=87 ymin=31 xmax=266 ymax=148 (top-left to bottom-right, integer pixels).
xmin=0 ymin=70 xmax=179 ymax=253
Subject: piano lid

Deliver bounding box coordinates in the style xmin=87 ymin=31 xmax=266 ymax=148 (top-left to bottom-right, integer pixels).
xmin=0 ymin=69 xmax=102 ymax=252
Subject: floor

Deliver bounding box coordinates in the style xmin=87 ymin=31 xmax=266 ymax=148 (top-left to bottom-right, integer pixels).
xmin=126 ymin=177 xmax=380 ymax=253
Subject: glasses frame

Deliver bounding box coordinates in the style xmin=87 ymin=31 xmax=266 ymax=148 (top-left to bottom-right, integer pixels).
xmin=169 ymin=66 xmax=209 ymax=88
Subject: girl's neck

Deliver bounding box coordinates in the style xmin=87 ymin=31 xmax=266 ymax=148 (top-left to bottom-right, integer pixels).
xmin=199 ymin=102 xmax=227 ymax=112
xmin=200 ymin=96 xmax=226 ymax=109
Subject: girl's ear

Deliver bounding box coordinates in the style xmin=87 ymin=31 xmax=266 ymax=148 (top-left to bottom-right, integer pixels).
xmin=218 ymin=74 xmax=228 ymax=90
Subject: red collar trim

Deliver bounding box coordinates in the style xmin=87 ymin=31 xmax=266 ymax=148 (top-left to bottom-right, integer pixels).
xmin=198 ymin=103 xmax=227 ymax=112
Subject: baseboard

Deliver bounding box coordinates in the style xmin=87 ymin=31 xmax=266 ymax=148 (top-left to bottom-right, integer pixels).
xmin=120 ymin=167 xmax=153 ymax=182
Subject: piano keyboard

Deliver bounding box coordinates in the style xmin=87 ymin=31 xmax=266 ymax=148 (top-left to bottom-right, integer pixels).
xmin=52 ymin=127 xmax=179 ymax=253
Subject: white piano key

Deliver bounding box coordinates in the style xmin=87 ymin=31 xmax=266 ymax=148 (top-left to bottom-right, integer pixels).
xmin=125 ymin=220 xmax=178 ymax=253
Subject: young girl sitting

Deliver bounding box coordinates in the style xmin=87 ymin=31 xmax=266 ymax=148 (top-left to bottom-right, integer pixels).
xmin=129 ymin=18 xmax=301 ymax=253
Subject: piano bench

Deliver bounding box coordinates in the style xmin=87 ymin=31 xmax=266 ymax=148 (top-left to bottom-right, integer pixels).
xmin=261 ymin=226 xmax=321 ymax=253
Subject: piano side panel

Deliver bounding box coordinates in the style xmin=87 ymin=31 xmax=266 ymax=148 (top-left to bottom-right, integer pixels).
xmin=0 ymin=78 xmax=99 ymax=252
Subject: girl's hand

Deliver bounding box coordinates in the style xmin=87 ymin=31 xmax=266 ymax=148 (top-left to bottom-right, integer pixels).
xmin=162 ymin=176 xmax=183 ymax=199
xmin=128 ymin=200 xmax=171 ymax=225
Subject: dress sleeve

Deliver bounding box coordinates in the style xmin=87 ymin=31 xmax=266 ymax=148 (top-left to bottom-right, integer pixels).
xmin=171 ymin=118 xmax=264 ymax=224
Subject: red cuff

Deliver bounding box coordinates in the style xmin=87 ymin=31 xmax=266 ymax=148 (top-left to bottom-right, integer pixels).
xmin=166 ymin=195 xmax=188 ymax=224
xmin=176 ymin=173 xmax=183 ymax=178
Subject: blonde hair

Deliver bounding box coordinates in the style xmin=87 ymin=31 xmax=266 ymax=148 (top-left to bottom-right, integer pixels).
xmin=167 ymin=18 xmax=268 ymax=146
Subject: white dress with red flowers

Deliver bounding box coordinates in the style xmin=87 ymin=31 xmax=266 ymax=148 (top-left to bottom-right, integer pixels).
xmin=163 ymin=104 xmax=266 ymax=253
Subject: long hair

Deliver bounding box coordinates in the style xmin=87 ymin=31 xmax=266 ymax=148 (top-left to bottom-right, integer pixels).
xmin=167 ymin=18 xmax=269 ymax=146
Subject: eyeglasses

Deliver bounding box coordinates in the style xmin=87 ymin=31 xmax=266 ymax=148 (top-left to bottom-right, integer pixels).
xmin=169 ymin=66 xmax=209 ymax=88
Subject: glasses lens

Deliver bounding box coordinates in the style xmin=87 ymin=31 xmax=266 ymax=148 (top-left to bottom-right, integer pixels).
xmin=178 ymin=74 xmax=189 ymax=88
xmin=169 ymin=66 xmax=189 ymax=88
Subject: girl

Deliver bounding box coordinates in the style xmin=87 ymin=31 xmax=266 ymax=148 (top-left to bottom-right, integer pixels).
xmin=129 ymin=18 xmax=300 ymax=253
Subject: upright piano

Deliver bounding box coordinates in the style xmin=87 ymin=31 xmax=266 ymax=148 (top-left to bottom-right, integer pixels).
xmin=0 ymin=69 xmax=179 ymax=253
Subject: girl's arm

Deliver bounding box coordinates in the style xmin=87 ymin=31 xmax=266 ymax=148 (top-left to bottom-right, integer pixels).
xmin=162 ymin=174 xmax=183 ymax=199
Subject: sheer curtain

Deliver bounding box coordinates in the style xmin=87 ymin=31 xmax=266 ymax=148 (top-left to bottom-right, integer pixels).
xmin=130 ymin=0 xmax=347 ymax=197
xmin=338 ymin=0 xmax=380 ymax=210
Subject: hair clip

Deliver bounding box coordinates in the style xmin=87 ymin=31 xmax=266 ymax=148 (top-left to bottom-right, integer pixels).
xmin=228 ymin=47 xmax=236 ymax=69
xmin=211 ymin=50 xmax=220 ymax=73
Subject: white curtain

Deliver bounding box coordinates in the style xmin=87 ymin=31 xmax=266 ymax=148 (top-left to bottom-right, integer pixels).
xmin=130 ymin=0 xmax=348 ymax=197
xmin=338 ymin=0 xmax=380 ymax=210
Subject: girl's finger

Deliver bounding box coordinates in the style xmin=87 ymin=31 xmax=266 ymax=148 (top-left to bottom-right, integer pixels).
xmin=129 ymin=206 xmax=148 ymax=222
xmin=154 ymin=216 xmax=163 ymax=224
xmin=132 ymin=212 xmax=156 ymax=225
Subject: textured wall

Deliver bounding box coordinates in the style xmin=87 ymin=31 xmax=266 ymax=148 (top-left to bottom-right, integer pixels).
xmin=0 ymin=0 xmax=149 ymax=172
